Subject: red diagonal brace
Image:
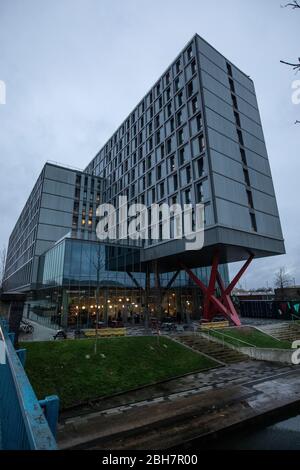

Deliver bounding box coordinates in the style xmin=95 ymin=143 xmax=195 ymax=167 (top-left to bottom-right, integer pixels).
xmin=203 ymin=250 xmax=219 ymax=321
xmin=180 ymin=263 xmax=231 ymax=320
xmin=216 ymin=271 xmax=241 ymax=326
xmin=180 ymin=252 xmax=254 ymax=326
xmin=224 ymin=253 xmax=254 ymax=296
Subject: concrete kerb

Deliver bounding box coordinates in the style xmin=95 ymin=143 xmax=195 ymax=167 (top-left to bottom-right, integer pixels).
xmin=199 ymin=329 xmax=296 ymax=365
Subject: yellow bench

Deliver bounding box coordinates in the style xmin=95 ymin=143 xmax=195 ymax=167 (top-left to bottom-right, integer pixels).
xmin=200 ymin=321 xmax=229 ymax=330
xmin=84 ymin=328 xmax=126 ymax=338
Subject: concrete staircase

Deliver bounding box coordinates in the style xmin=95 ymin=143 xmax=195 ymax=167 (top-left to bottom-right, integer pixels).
xmin=173 ymin=334 xmax=248 ymax=365
xmin=259 ymin=322 xmax=300 ymax=343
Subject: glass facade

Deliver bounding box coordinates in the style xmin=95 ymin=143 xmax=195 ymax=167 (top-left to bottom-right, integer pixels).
xmin=26 ymin=238 xmax=229 ymax=329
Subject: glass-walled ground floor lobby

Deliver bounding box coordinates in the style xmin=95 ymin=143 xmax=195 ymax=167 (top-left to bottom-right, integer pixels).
xmin=24 ymin=285 xmax=207 ymax=329
xmin=24 ymin=237 xmax=230 ymax=329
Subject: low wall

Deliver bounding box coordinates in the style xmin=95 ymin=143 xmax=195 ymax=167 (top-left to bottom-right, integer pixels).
xmin=199 ymin=332 xmax=295 ymax=365
xmin=239 ymin=346 xmax=295 ymax=364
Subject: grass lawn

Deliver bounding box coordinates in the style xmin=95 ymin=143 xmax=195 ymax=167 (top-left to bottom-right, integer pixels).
xmin=209 ymin=326 xmax=291 ymax=350
xmin=21 ymin=336 xmax=217 ymax=409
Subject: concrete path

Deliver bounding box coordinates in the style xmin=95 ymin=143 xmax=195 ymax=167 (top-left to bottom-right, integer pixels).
xmin=19 ymin=319 xmax=57 ymax=342
xmin=58 ymin=360 xmax=299 ymax=449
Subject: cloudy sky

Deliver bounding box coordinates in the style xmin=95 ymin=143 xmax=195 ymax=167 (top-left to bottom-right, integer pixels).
xmin=0 ymin=0 xmax=299 ymax=288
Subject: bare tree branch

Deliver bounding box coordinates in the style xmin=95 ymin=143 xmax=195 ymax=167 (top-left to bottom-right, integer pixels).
xmin=280 ymin=59 xmax=300 ymax=71
xmin=282 ymin=1 xmax=300 ymax=9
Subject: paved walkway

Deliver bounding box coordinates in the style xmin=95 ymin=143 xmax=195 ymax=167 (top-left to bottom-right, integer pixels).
xmin=58 ymin=360 xmax=299 ymax=449
xmin=19 ymin=320 xmax=57 ymax=342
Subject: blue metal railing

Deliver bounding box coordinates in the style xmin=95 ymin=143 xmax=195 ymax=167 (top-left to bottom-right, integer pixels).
xmin=0 ymin=319 xmax=58 ymax=450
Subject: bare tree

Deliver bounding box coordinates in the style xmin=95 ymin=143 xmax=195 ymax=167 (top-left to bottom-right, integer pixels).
xmin=0 ymin=245 xmax=7 ymax=288
xmin=274 ymin=266 xmax=293 ymax=298
xmin=91 ymin=244 xmax=106 ymax=354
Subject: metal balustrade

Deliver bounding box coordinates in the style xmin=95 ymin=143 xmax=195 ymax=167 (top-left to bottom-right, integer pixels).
xmin=0 ymin=319 xmax=58 ymax=450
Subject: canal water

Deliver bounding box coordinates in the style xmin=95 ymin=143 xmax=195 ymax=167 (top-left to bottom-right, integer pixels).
xmin=204 ymin=413 xmax=300 ymax=450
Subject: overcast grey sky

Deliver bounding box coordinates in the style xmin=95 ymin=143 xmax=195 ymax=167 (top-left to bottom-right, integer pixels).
xmin=0 ymin=0 xmax=299 ymax=288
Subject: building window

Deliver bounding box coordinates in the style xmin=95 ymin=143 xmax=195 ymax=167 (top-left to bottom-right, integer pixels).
xmin=199 ymin=135 xmax=205 ymax=153
xmin=149 ymin=136 xmax=153 ymax=151
xmin=155 ymin=130 xmax=161 ymax=145
xmin=170 ymin=117 xmax=175 ymax=133
xmin=157 ymin=164 xmax=162 ymax=180
xmin=186 ymin=165 xmax=191 ymax=183
xmin=234 ymin=111 xmax=241 ymax=128
xmin=165 ymin=71 xmax=171 ymax=85
xmin=237 ymin=129 xmax=244 ymax=146
xmin=196 ymin=183 xmax=203 ymax=203
xmin=247 ymin=190 xmax=254 ymax=208
xmin=187 ymin=45 xmax=193 ymax=60
xmin=197 ymin=114 xmax=203 ymax=131
xmin=168 ymin=154 xmax=176 ymax=172
xmin=250 ymin=212 xmax=257 ymax=232
xmin=177 ymin=91 xmax=184 ymax=108
xmin=171 ymin=194 xmax=177 ymax=205
xmin=155 ymin=115 xmax=160 ymax=129
xmin=174 ymin=77 xmax=180 ymax=92
xmin=173 ymin=174 xmax=178 ymax=191
xmin=187 ymin=81 xmax=194 ymax=98
xmin=176 ymin=110 xmax=183 ymax=127
xmin=178 ymin=129 xmax=184 ymax=145
xmin=191 ymin=59 xmax=196 ymax=75
xmin=229 ymin=77 xmax=235 ymax=93
xmin=179 ymin=147 xmax=186 ymax=165
xmin=226 ymin=62 xmax=233 ymax=76
xmin=166 ymin=138 xmax=172 ymax=154
xmin=176 ymin=59 xmax=181 ymax=74
xmin=240 ymin=148 xmax=247 ymax=165
xmin=197 ymin=158 xmax=204 ymax=178
xmin=243 ymin=169 xmax=250 ymax=186
xmin=191 ymin=96 xmax=198 ymax=114
xmin=232 ymin=93 xmax=238 ymax=109
xmin=185 ymin=189 xmax=192 ymax=204
xmin=166 ymin=87 xmax=171 ymax=101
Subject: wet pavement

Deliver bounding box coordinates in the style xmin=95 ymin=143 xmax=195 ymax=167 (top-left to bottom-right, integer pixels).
xmin=58 ymin=360 xmax=300 ymax=449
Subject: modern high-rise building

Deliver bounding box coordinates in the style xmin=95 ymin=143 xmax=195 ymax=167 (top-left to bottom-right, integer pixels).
xmin=2 ymin=34 xmax=284 ymax=328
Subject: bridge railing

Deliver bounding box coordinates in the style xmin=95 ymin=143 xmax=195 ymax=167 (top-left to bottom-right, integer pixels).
xmin=0 ymin=319 xmax=58 ymax=450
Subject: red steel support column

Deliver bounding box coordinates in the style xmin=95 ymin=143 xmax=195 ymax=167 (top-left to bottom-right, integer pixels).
xmin=181 ymin=252 xmax=254 ymax=326
xmin=203 ymin=250 xmax=219 ymax=322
